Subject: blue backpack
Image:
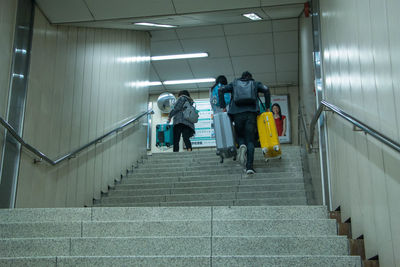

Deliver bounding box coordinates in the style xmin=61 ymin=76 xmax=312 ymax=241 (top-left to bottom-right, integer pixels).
xmin=210 ymin=83 xmax=231 ymax=108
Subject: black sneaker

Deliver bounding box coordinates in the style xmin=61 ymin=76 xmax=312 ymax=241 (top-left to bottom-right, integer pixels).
xmin=246 ymin=169 xmax=256 ymax=175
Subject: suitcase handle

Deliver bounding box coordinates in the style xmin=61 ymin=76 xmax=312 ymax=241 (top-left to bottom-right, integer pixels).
xmin=265 ymin=116 xmax=273 ymax=137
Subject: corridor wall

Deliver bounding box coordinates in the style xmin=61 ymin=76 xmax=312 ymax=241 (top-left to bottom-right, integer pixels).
xmin=0 ymin=0 xmax=17 ymax=177
xmin=320 ymin=0 xmax=400 ymax=266
xmin=15 ymin=7 xmax=151 ymax=208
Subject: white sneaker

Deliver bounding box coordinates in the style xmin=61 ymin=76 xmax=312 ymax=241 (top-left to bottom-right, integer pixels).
xmin=238 ymin=144 xmax=247 ymax=167
xmin=246 ymin=169 xmax=255 ymax=175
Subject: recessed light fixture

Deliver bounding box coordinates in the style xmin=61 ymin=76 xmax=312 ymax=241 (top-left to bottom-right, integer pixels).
xmin=151 ymin=53 xmax=208 ymax=61
xmin=134 ymin=22 xmax=176 ymax=28
xmin=163 ymin=78 xmax=215 ymax=85
xmin=243 ymin=13 xmax=262 ymax=21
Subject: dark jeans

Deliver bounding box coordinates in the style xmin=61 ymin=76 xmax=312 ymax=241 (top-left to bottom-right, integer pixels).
xmin=232 ymin=112 xmax=257 ymax=169
xmin=173 ymin=123 xmax=193 ymax=152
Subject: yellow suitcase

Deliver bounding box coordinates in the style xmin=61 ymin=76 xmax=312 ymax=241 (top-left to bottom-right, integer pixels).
xmin=257 ymin=112 xmax=282 ymax=159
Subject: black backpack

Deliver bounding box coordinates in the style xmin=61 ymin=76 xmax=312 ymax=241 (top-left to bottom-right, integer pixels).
xmin=233 ymin=79 xmax=256 ymax=105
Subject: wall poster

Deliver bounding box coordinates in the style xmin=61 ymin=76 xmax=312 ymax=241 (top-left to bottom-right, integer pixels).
xmin=190 ymin=99 xmax=216 ymax=148
xmin=270 ymin=95 xmax=291 ymax=143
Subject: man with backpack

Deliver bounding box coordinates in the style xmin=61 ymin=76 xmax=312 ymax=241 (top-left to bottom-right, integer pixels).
xmin=219 ymin=71 xmax=270 ymax=174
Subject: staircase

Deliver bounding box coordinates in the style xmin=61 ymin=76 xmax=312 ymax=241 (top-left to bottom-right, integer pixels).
xmin=0 ymin=146 xmax=361 ymax=266
xmin=97 ymin=146 xmax=307 ymax=207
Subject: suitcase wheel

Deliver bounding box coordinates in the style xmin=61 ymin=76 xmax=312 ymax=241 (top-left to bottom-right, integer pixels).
xmin=278 ymin=156 xmax=282 ymax=160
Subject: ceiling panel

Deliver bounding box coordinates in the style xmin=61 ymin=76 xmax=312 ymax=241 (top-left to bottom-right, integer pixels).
xmin=35 ymin=0 xmax=93 ymax=23
xmin=188 ymin=58 xmax=234 ymax=77
xmin=84 ymin=0 xmax=176 ymax=20
xmin=150 ymin=30 xmax=178 ymax=41
xmin=262 ymin=5 xmax=304 ymax=19
xmin=275 ymin=53 xmax=298 ymax=72
xmin=226 ymin=33 xmax=274 ymax=56
xmin=231 ymin=54 xmax=276 ymax=75
xmin=180 ymin=37 xmax=230 ymax=58
xmin=151 ymin=40 xmax=183 ymax=55
xmin=172 ymin=0 xmax=260 ymax=14
xmin=276 ymin=71 xmax=298 ymax=84
xmin=272 ymin=18 xmax=298 ymax=32
xmin=152 ymin=61 xmax=193 ymax=80
xmin=224 ymin=21 xmax=273 ymax=36
xmin=176 ymin=25 xmax=224 ymax=39
xmin=273 ymin=31 xmax=298 ymax=54
xmin=150 ymin=65 xmax=161 ymax=81
xmin=251 ymin=72 xmax=277 ymax=85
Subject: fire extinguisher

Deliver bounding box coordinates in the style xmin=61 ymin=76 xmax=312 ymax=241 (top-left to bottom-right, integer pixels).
xmin=304 ymin=2 xmax=310 ymax=17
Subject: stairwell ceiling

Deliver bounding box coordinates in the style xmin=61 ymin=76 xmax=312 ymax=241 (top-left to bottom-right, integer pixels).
xmin=35 ymin=0 xmax=304 ymax=94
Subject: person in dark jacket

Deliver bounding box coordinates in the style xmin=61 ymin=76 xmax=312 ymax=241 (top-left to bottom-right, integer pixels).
xmin=219 ymin=71 xmax=270 ymax=174
xmin=168 ymin=90 xmax=196 ymax=152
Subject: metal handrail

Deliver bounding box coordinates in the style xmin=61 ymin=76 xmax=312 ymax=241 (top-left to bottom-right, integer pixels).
xmin=298 ymin=107 xmax=311 ymax=151
xmin=309 ymin=100 xmax=400 ymax=153
xmin=0 ymin=109 xmax=154 ymax=166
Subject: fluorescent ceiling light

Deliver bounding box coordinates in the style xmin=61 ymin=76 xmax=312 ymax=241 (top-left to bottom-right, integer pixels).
xmin=117 ymin=56 xmax=150 ymax=63
xmin=125 ymin=81 xmax=162 ymax=87
xmin=134 ymin=22 xmax=176 ymax=28
xmin=163 ymin=78 xmax=215 ymax=85
xmin=243 ymin=13 xmax=262 ymax=21
xmin=151 ymin=53 xmax=208 ymax=61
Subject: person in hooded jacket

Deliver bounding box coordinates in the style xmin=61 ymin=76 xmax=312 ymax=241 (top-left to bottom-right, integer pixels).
xmin=219 ymin=71 xmax=270 ymax=174
xmin=168 ymin=90 xmax=196 ymax=152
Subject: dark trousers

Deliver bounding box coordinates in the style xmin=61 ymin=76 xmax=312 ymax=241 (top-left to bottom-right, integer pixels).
xmin=232 ymin=112 xmax=257 ymax=169
xmin=173 ymin=123 xmax=193 ymax=152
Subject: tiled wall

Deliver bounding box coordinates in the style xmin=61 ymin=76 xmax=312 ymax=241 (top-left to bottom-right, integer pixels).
xmin=320 ymin=0 xmax=400 ymax=266
xmin=0 ymin=0 xmax=17 ymax=173
xmin=15 ymin=8 xmax=151 ymax=208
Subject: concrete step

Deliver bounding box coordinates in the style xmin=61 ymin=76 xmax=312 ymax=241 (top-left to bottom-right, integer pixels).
xmin=116 ymin=177 xmax=305 ymax=190
xmin=0 ymin=255 xmax=361 ymax=267
xmin=108 ymin=183 xmax=305 ymax=197
xmin=90 ymin=206 xmax=329 ymax=221
xmin=0 ymin=236 xmax=349 ymax=257
xmin=127 ymin=169 xmax=303 ymax=179
xmin=0 ymin=219 xmax=332 ymax=238
xmin=0 ymin=208 xmax=91 ymax=223
xmin=149 ymin=146 xmax=301 ymax=158
xmin=95 ymin=197 xmax=308 ymax=207
xmin=100 ymin=190 xmax=307 ymax=204
xmin=121 ymin=173 xmax=304 ymax=185
xmin=145 ymin=154 xmax=302 ymax=164
xmin=131 ymin=165 xmax=303 ymax=175
xmin=211 ymin=256 xmax=361 ymax=267
xmin=2 ymin=206 xmax=327 ymax=221
xmin=135 ymin=161 xmax=303 ymax=170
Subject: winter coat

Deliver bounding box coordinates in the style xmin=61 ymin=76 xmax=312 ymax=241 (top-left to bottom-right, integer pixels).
xmin=168 ymin=95 xmax=196 ymax=132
